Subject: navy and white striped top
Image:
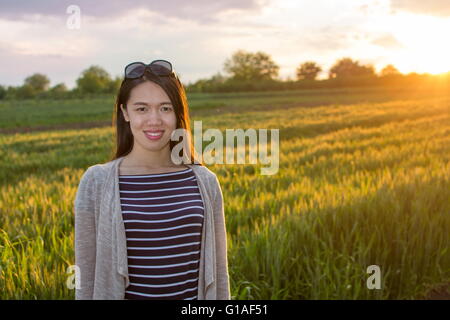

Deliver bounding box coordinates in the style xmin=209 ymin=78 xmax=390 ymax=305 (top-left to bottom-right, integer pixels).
xmin=119 ymin=167 xmax=204 ymax=300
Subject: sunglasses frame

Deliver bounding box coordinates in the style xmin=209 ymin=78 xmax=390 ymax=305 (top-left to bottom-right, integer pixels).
xmin=124 ymin=60 xmax=180 ymax=82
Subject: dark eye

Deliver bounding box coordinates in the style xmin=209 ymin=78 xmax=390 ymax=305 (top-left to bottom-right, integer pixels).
xmin=137 ymin=107 xmax=146 ymax=112
xmin=162 ymin=105 xmax=172 ymax=112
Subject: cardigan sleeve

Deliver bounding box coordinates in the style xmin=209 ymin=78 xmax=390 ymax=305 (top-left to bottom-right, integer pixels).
xmin=74 ymin=166 xmax=97 ymax=300
xmin=211 ymin=174 xmax=231 ymax=300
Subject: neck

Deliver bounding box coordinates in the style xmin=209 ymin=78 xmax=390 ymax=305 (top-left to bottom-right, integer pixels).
xmin=123 ymin=145 xmax=176 ymax=168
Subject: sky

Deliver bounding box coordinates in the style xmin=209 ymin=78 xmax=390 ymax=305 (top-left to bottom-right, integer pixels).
xmin=0 ymin=0 xmax=450 ymax=89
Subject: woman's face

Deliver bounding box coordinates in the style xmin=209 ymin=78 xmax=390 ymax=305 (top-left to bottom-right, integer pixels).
xmin=120 ymin=80 xmax=177 ymax=153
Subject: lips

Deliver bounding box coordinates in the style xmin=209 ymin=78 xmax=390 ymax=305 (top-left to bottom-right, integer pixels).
xmin=143 ymin=130 xmax=164 ymax=140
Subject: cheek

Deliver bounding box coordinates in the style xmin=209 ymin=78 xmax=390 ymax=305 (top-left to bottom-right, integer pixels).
xmin=129 ymin=116 xmax=144 ymax=132
xmin=164 ymin=113 xmax=177 ymax=129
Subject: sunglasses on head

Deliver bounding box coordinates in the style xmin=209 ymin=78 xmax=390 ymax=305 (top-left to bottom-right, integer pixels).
xmin=124 ymin=60 xmax=180 ymax=81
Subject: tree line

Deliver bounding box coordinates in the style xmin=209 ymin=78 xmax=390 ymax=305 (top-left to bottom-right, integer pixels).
xmin=0 ymin=66 xmax=122 ymax=100
xmin=188 ymin=50 xmax=449 ymax=92
xmin=0 ymin=50 xmax=448 ymax=100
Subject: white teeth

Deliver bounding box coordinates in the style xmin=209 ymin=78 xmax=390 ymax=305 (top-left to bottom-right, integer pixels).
xmin=146 ymin=132 xmax=162 ymax=136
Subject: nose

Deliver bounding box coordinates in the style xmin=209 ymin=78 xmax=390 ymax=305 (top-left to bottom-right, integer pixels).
xmin=145 ymin=108 xmax=163 ymax=126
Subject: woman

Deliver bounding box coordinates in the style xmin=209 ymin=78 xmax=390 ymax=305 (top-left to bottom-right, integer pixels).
xmin=74 ymin=60 xmax=230 ymax=300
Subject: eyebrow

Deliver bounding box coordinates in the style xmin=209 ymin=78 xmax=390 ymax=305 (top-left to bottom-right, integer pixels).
xmin=133 ymin=101 xmax=172 ymax=106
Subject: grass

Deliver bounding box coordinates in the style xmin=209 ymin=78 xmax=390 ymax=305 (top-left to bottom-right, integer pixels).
xmin=0 ymin=86 xmax=449 ymax=299
xmin=0 ymin=85 xmax=446 ymax=131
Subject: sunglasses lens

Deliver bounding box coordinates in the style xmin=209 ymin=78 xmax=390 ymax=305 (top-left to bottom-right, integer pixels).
xmin=150 ymin=60 xmax=172 ymax=75
xmin=125 ymin=63 xmax=146 ymax=78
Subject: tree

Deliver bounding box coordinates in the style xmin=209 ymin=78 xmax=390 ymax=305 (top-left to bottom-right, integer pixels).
xmin=48 ymin=83 xmax=68 ymax=98
xmin=329 ymin=57 xmax=375 ymax=79
xmin=76 ymin=65 xmax=112 ymax=94
xmin=296 ymin=61 xmax=322 ymax=80
xmin=24 ymin=73 xmax=50 ymax=93
xmin=209 ymin=72 xmax=227 ymax=84
xmin=380 ymin=64 xmax=401 ymax=77
xmin=16 ymin=84 xmax=36 ymax=99
xmin=106 ymin=75 xmax=122 ymax=94
xmin=0 ymin=85 xmax=6 ymax=99
xmin=223 ymin=50 xmax=279 ymax=81
xmin=5 ymin=86 xmax=18 ymax=99
xmin=50 ymin=83 xmax=68 ymax=93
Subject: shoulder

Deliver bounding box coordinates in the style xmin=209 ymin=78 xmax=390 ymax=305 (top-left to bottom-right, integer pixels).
xmin=75 ymin=160 xmax=116 ymax=209
xmin=78 ymin=159 xmax=115 ymax=187
xmin=190 ymin=164 xmax=218 ymax=184
xmin=80 ymin=164 xmax=105 ymax=181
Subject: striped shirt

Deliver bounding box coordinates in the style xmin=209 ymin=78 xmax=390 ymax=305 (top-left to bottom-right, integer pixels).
xmin=118 ymin=167 xmax=204 ymax=300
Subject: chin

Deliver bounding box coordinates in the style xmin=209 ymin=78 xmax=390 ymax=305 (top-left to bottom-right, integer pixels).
xmin=141 ymin=138 xmax=170 ymax=150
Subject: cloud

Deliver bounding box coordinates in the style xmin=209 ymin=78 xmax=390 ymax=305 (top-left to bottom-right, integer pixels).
xmin=371 ymin=34 xmax=405 ymax=49
xmin=3 ymin=0 xmax=440 ymax=87
xmin=0 ymin=0 xmax=269 ymax=24
xmin=0 ymin=42 xmax=88 ymax=87
xmin=390 ymin=0 xmax=450 ymax=17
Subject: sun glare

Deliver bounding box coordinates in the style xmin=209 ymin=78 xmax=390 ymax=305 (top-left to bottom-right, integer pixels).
xmin=387 ymin=13 xmax=450 ymax=74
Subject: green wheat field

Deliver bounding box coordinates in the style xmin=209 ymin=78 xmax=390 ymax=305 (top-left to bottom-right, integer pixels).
xmin=0 ymin=86 xmax=449 ymax=299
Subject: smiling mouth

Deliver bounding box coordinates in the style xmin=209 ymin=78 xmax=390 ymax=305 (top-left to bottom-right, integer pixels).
xmin=143 ymin=130 xmax=164 ymax=140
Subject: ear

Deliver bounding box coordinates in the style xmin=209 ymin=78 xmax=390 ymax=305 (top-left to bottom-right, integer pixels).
xmin=120 ymin=104 xmax=129 ymax=122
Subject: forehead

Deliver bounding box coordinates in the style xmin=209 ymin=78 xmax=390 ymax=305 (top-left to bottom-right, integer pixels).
xmin=128 ymin=81 xmax=170 ymax=104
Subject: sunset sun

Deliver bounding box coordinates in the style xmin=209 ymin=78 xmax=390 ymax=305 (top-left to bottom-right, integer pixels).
xmin=387 ymin=13 xmax=450 ymax=74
